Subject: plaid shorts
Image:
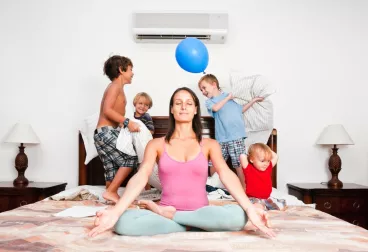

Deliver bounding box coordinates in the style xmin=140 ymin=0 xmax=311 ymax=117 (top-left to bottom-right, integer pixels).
xmin=209 ymin=138 xmax=246 ymax=168
xmin=249 ymin=197 xmax=287 ymax=211
xmin=94 ymin=126 xmax=138 ymax=182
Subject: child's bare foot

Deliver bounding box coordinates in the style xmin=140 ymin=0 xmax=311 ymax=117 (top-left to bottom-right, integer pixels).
xmin=102 ymin=191 xmax=119 ymax=203
xmin=138 ymin=200 xmax=176 ymax=219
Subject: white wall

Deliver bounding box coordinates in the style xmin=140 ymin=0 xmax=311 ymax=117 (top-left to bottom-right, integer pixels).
xmin=1 ymin=0 xmax=367 ymax=192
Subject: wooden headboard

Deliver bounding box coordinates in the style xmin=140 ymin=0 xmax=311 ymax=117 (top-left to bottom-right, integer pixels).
xmin=79 ymin=116 xmax=278 ymax=188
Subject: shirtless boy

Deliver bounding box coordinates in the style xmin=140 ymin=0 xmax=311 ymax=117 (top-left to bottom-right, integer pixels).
xmin=94 ymin=55 xmax=140 ymax=203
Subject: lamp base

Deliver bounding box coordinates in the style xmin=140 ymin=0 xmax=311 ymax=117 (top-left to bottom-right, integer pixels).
xmin=327 ymin=177 xmax=343 ymax=189
xmin=13 ymin=175 xmax=29 ymax=186
xmin=327 ymin=145 xmax=343 ymax=189
xmin=13 ymin=143 xmax=29 ymax=186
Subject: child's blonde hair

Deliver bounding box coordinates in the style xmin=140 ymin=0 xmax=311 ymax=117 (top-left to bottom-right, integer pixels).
xmin=198 ymin=74 xmax=220 ymax=90
xmin=133 ymin=92 xmax=153 ymax=109
xmin=248 ymin=143 xmax=272 ymax=162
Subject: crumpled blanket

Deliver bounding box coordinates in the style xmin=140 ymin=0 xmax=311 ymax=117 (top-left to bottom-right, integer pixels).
xmin=50 ymin=189 xmax=99 ymax=201
xmin=137 ymin=188 xmax=161 ymax=201
xmin=206 ymin=185 xmax=234 ymax=201
xmin=49 ymin=188 xmax=162 ymax=203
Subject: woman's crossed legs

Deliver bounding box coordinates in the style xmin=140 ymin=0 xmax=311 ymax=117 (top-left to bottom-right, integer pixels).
xmin=114 ymin=200 xmax=249 ymax=236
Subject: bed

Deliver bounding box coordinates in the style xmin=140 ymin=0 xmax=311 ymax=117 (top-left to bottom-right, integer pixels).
xmin=0 ymin=116 xmax=368 ymax=252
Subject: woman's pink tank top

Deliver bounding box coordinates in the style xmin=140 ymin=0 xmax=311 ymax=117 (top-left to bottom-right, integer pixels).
xmin=158 ymin=142 xmax=209 ymax=211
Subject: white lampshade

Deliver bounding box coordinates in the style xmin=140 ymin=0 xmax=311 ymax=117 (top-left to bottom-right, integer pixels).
xmin=316 ymin=124 xmax=354 ymax=145
xmin=4 ymin=123 xmax=41 ymax=144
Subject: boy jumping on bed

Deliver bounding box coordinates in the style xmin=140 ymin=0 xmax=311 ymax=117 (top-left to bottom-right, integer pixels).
xmin=240 ymin=143 xmax=285 ymax=211
xmin=94 ymin=55 xmax=141 ymax=203
xmin=133 ymin=92 xmax=155 ymax=135
xmin=198 ymin=74 xmax=263 ymax=189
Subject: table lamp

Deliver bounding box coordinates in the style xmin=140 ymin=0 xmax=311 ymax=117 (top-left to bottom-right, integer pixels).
xmin=4 ymin=123 xmax=40 ymax=186
xmin=316 ymin=124 xmax=354 ymax=189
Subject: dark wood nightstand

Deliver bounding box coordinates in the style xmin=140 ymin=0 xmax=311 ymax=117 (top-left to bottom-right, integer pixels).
xmin=0 ymin=182 xmax=67 ymax=213
xmin=287 ymin=183 xmax=368 ymax=229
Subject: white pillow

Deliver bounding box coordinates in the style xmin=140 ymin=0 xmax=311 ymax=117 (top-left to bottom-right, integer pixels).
xmin=79 ymin=113 xmax=99 ymax=165
xmin=116 ymin=126 xmax=135 ymax=156
xmin=230 ymin=72 xmax=276 ymax=102
xmin=116 ymin=119 xmax=151 ymax=160
xmin=116 ymin=119 xmax=162 ymax=190
xmin=230 ymin=72 xmax=275 ymax=132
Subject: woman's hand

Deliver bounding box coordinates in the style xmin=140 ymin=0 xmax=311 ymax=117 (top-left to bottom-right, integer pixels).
xmin=245 ymin=206 xmax=276 ymax=238
xmin=88 ymin=208 xmax=121 ymax=237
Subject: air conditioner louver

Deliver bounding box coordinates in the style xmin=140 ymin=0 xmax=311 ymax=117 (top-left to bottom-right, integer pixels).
xmin=135 ymin=34 xmax=211 ymax=41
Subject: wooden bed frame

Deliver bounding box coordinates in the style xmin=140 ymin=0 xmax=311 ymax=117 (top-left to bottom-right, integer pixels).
xmin=78 ymin=116 xmax=278 ymax=188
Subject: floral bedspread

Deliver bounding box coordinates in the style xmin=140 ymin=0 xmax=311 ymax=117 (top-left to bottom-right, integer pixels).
xmin=0 ymin=200 xmax=367 ymax=252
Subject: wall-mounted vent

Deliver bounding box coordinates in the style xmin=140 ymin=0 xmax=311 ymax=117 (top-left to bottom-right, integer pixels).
xmin=135 ymin=34 xmax=211 ymax=41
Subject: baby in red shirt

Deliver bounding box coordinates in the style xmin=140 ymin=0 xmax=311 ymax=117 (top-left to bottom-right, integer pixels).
xmin=240 ymin=143 xmax=285 ymax=211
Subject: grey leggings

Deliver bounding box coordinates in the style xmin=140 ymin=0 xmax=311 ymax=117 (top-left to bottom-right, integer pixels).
xmin=114 ymin=204 xmax=248 ymax=236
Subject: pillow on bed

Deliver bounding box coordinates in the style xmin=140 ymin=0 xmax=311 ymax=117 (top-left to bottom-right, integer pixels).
xmin=79 ymin=112 xmax=99 ymax=165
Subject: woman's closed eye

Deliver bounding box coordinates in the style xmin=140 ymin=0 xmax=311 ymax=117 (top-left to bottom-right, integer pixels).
xmin=175 ymin=102 xmax=193 ymax=106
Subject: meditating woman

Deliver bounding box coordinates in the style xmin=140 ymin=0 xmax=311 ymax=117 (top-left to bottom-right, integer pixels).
xmin=89 ymin=87 xmax=275 ymax=238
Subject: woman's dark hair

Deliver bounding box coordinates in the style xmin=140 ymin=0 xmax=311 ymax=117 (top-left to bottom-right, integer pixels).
xmin=165 ymin=87 xmax=202 ymax=143
xmin=103 ymin=55 xmax=133 ymax=81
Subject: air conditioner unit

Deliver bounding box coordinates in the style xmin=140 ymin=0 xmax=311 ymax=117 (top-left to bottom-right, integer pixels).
xmin=132 ymin=12 xmax=228 ymax=44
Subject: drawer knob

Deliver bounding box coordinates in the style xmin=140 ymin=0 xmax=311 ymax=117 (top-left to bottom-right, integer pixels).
xmin=352 ymin=220 xmax=360 ymax=226
xmin=324 ymin=202 xmax=332 ymax=209
xmin=20 ymin=200 xmax=28 ymax=206
xmin=353 ymin=202 xmax=360 ymax=209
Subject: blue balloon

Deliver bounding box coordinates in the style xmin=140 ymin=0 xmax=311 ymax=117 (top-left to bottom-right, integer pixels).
xmin=175 ymin=38 xmax=209 ymax=73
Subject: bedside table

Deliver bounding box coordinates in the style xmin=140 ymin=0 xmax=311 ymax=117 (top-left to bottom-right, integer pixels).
xmin=0 ymin=182 xmax=67 ymax=212
xmin=287 ymin=183 xmax=368 ymax=229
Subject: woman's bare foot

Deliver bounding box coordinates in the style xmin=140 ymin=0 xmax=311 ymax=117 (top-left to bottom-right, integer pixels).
xmin=102 ymin=191 xmax=119 ymax=203
xmin=138 ymin=200 xmax=176 ymax=219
